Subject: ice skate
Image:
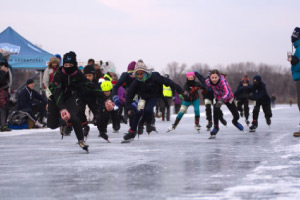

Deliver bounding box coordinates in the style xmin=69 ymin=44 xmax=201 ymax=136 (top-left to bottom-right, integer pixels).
xmin=99 ymin=132 xmax=110 ymax=143
xmin=122 ymin=129 xmax=136 ymax=143
xmin=234 ymin=122 xmax=244 ymax=132
xmin=167 ymin=124 xmax=176 ymax=132
xmin=293 ymin=131 xmax=300 ymax=137
xmin=195 ymin=124 xmax=201 ymax=132
xmin=78 ymin=140 xmax=89 ymax=153
xmin=245 ymin=119 xmax=250 ymax=126
xmin=146 ymin=123 xmax=157 ymax=135
xmin=83 ymin=125 xmax=90 ymax=139
xmin=209 ymin=127 xmax=219 ymax=139
xmin=266 ymin=118 xmax=271 ymax=128
xmin=249 ymin=125 xmax=257 ymax=132
xmin=206 ymin=121 xmax=212 ymax=131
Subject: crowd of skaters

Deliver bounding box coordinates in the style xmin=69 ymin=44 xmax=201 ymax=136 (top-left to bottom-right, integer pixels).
xmin=1 ymin=26 xmax=300 ymax=152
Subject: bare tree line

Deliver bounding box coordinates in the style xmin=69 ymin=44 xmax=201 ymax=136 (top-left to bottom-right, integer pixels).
xmin=161 ymin=62 xmax=296 ymax=103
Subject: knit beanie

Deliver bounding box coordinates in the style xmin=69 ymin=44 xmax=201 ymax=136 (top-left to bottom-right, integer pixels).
xmin=134 ymin=61 xmax=148 ymax=73
xmin=63 ymin=51 xmax=77 ymax=66
xmin=127 ymin=61 xmax=136 ymax=72
xmin=26 ymin=79 xmax=34 ymax=85
xmin=292 ymin=27 xmax=300 ymax=43
xmin=186 ymin=72 xmax=195 ymax=79
xmin=84 ymin=65 xmax=96 ymax=74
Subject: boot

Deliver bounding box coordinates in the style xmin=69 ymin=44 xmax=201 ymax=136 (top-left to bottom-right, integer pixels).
xmin=293 ymin=131 xmax=300 ymax=137
xmin=99 ymin=132 xmax=109 ymax=141
xmin=35 ymin=121 xmax=44 ymax=128
xmin=123 ymin=129 xmax=136 ymax=141
xmin=206 ymin=120 xmax=213 ymax=129
xmin=168 ymin=118 xmax=180 ymax=132
xmin=266 ymin=118 xmax=271 ymax=126
xmin=0 ymin=125 xmax=11 ymax=132
xmin=146 ymin=123 xmax=157 ymax=134
xmin=234 ymin=122 xmax=244 ymax=131
xmin=64 ymin=125 xmax=72 ymax=136
xmin=78 ymin=140 xmax=89 ymax=152
xmin=210 ymin=126 xmax=219 ymax=135
xmin=137 ymin=124 xmax=144 ymax=135
xmin=195 ymin=116 xmax=200 ymax=131
xmin=83 ymin=125 xmax=90 ymax=138
xmin=250 ymin=120 xmax=257 ymax=131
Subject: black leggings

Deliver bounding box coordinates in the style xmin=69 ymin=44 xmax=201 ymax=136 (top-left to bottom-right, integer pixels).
xmin=213 ymin=101 xmax=239 ymax=127
xmin=47 ymin=96 xmax=84 ymax=141
xmin=97 ymin=109 xmax=120 ymax=133
xmin=77 ymin=99 xmax=98 ymax=124
xmin=237 ymin=98 xmax=249 ymax=119
xmin=252 ymin=103 xmax=272 ymax=126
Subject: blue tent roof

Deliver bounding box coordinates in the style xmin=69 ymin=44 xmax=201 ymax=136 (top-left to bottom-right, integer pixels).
xmin=0 ymin=26 xmax=53 ymax=70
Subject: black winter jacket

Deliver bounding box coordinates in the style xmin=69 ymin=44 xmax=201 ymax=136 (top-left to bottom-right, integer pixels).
xmin=112 ymin=72 xmax=135 ymax=96
xmin=125 ymin=72 xmax=183 ymax=109
xmin=49 ymin=67 xmax=107 ymax=110
xmin=182 ymin=80 xmax=206 ymax=102
xmin=17 ymin=87 xmax=47 ymax=110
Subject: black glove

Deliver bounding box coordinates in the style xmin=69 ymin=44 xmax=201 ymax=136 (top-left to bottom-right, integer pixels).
xmin=215 ymin=99 xmax=223 ymax=108
xmin=291 ymin=55 xmax=299 ymax=66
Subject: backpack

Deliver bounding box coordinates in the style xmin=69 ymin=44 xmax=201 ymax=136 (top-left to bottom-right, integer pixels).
xmin=8 ymin=111 xmax=29 ymax=126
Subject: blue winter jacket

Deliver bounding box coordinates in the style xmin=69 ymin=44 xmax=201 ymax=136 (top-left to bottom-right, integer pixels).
xmin=291 ymin=39 xmax=300 ymax=81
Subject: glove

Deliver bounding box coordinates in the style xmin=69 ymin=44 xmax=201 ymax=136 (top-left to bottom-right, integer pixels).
xmin=131 ymin=100 xmax=138 ymax=112
xmin=179 ymin=94 xmax=184 ymax=100
xmin=190 ymin=87 xmax=200 ymax=94
xmin=215 ymin=99 xmax=223 ymax=108
xmin=60 ymin=109 xmax=71 ymax=121
xmin=291 ymin=55 xmax=299 ymax=66
xmin=105 ymin=100 xmax=115 ymax=111
xmin=172 ymin=96 xmax=176 ymax=101
xmin=183 ymin=91 xmax=190 ymax=99
xmin=113 ymin=95 xmax=122 ymax=107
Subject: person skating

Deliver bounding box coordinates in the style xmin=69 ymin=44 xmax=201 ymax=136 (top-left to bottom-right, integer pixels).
xmin=77 ymin=65 xmax=100 ymax=139
xmin=194 ymin=71 xmax=227 ymax=130
xmin=234 ymin=75 xmax=251 ymax=126
xmin=289 ymin=27 xmax=300 ymax=137
xmin=47 ymin=51 xmax=111 ymax=152
xmin=247 ymin=75 xmax=272 ymax=132
xmin=161 ymin=74 xmax=174 ymax=121
xmin=168 ymin=72 xmax=206 ymax=133
xmin=96 ymin=80 xmax=119 ymax=142
xmin=123 ymin=61 xmax=183 ymax=142
xmin=205 ymin=69 xmax=244 ymax=139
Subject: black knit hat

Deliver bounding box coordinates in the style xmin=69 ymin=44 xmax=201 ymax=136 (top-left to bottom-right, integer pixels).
xmin=292 ymin=27 xmax=300 ymax=43
xmin=26 ymin=79 xmax=34 ymax=85
xmin=63 ymin=51 xmax=77 ymax=66
xmin=84 ymin=65 xmax=96 ymax=74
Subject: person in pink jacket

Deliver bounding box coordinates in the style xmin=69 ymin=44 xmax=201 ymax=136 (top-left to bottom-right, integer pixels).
xmin=205 ymin=69 xmax=244 ymax=139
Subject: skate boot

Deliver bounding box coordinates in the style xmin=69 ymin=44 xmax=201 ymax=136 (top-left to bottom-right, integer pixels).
xmin=0 ymin=125 xmax=11 ymax=132
xmin=206 ymin=120 xmax=213 ymax=131
xmin=83 ymin=125 xmax=90 ymax=139
xmin=99 ymin=132 xmax=110 ymax=142
xmin=209 ymin=126 xmax=219 ymax=139
xmin=78 ymin=140 xmax=89 ymax=153
xmin=64 ymin=125 xmax=73 ymax=136
xmin=234 ymin=122 xmax=244 ymax=131
xmin=220 ymin=117 xmax=227 ymax=126
xmin=293 ymin=131 xmax=300 ymax=137
xmin=35 ymin=121 xmax=45 ymax=128
xmin=122 ymin=129 xmax=136 ymax=143
xmin=146 ymin=123 xmax=157 ymax=135
xmin=167 ymin=118 xmax=180 ymax=132
xmin=137 ymin=124 xmax=144 ymax=135
xmin=194 ymin=116 xmax=200 ymax=132
xmin=245 ymin=119 xmax=250 ymax=126
xmin=195 ymin=124 xmax=201 ymax=132
xmin=249 ymin=125 xmax=257 ymax=132
xmin=266 ymin=118 xmax=271 ymax=126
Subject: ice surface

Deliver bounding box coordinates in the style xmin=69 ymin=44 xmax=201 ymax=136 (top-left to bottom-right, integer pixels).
xmin=1 ymin=104 xmax=300 ymax=200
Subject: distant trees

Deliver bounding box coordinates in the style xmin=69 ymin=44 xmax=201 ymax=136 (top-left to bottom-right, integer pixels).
xmin=161 ymin=62 xmax=295 ymax=103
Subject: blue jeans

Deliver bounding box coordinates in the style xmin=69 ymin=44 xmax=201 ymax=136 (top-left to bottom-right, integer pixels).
xmin=131 ymin=97 xmax=158 ymax=131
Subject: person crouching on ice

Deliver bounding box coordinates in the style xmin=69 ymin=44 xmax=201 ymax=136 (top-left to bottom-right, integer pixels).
xmin=205 ymin=69 xmax=244 ymax=138
xmin=123 ymin=61 xmax=183 ymax=142
xmin=168 ymin=72 xmax=206 ymax=132
xmin=96 ymin=80 xmax=119 ymax=142
xmin=47 ymin=51 xmax=111 ymax=152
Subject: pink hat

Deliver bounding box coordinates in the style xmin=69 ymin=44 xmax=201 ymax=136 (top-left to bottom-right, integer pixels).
xmin=186 ymin=72 xmax=195 ymax=78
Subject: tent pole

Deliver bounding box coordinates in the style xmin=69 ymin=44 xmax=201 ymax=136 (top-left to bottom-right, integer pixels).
xmin=39 ymin=71 xmax=43 ymax=94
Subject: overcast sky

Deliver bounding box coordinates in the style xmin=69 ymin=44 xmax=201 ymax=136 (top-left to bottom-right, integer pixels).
xmin=1 ymin=0 xmax=299 ymax=72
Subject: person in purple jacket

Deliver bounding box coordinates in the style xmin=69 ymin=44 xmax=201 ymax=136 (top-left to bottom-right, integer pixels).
xmin=117 ymin=85 xmax=127 ymax=124
xmin=205 ymin=69 xmax=244 ymax=139
xmin=173 ymin=92 xmax=182 ymax=114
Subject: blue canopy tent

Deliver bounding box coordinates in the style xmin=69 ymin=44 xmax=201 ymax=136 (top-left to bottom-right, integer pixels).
xmin=0 ymin=26 xmax=53 ymax=69
xmin=0 ymin=26 xmax=54 ymax=94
